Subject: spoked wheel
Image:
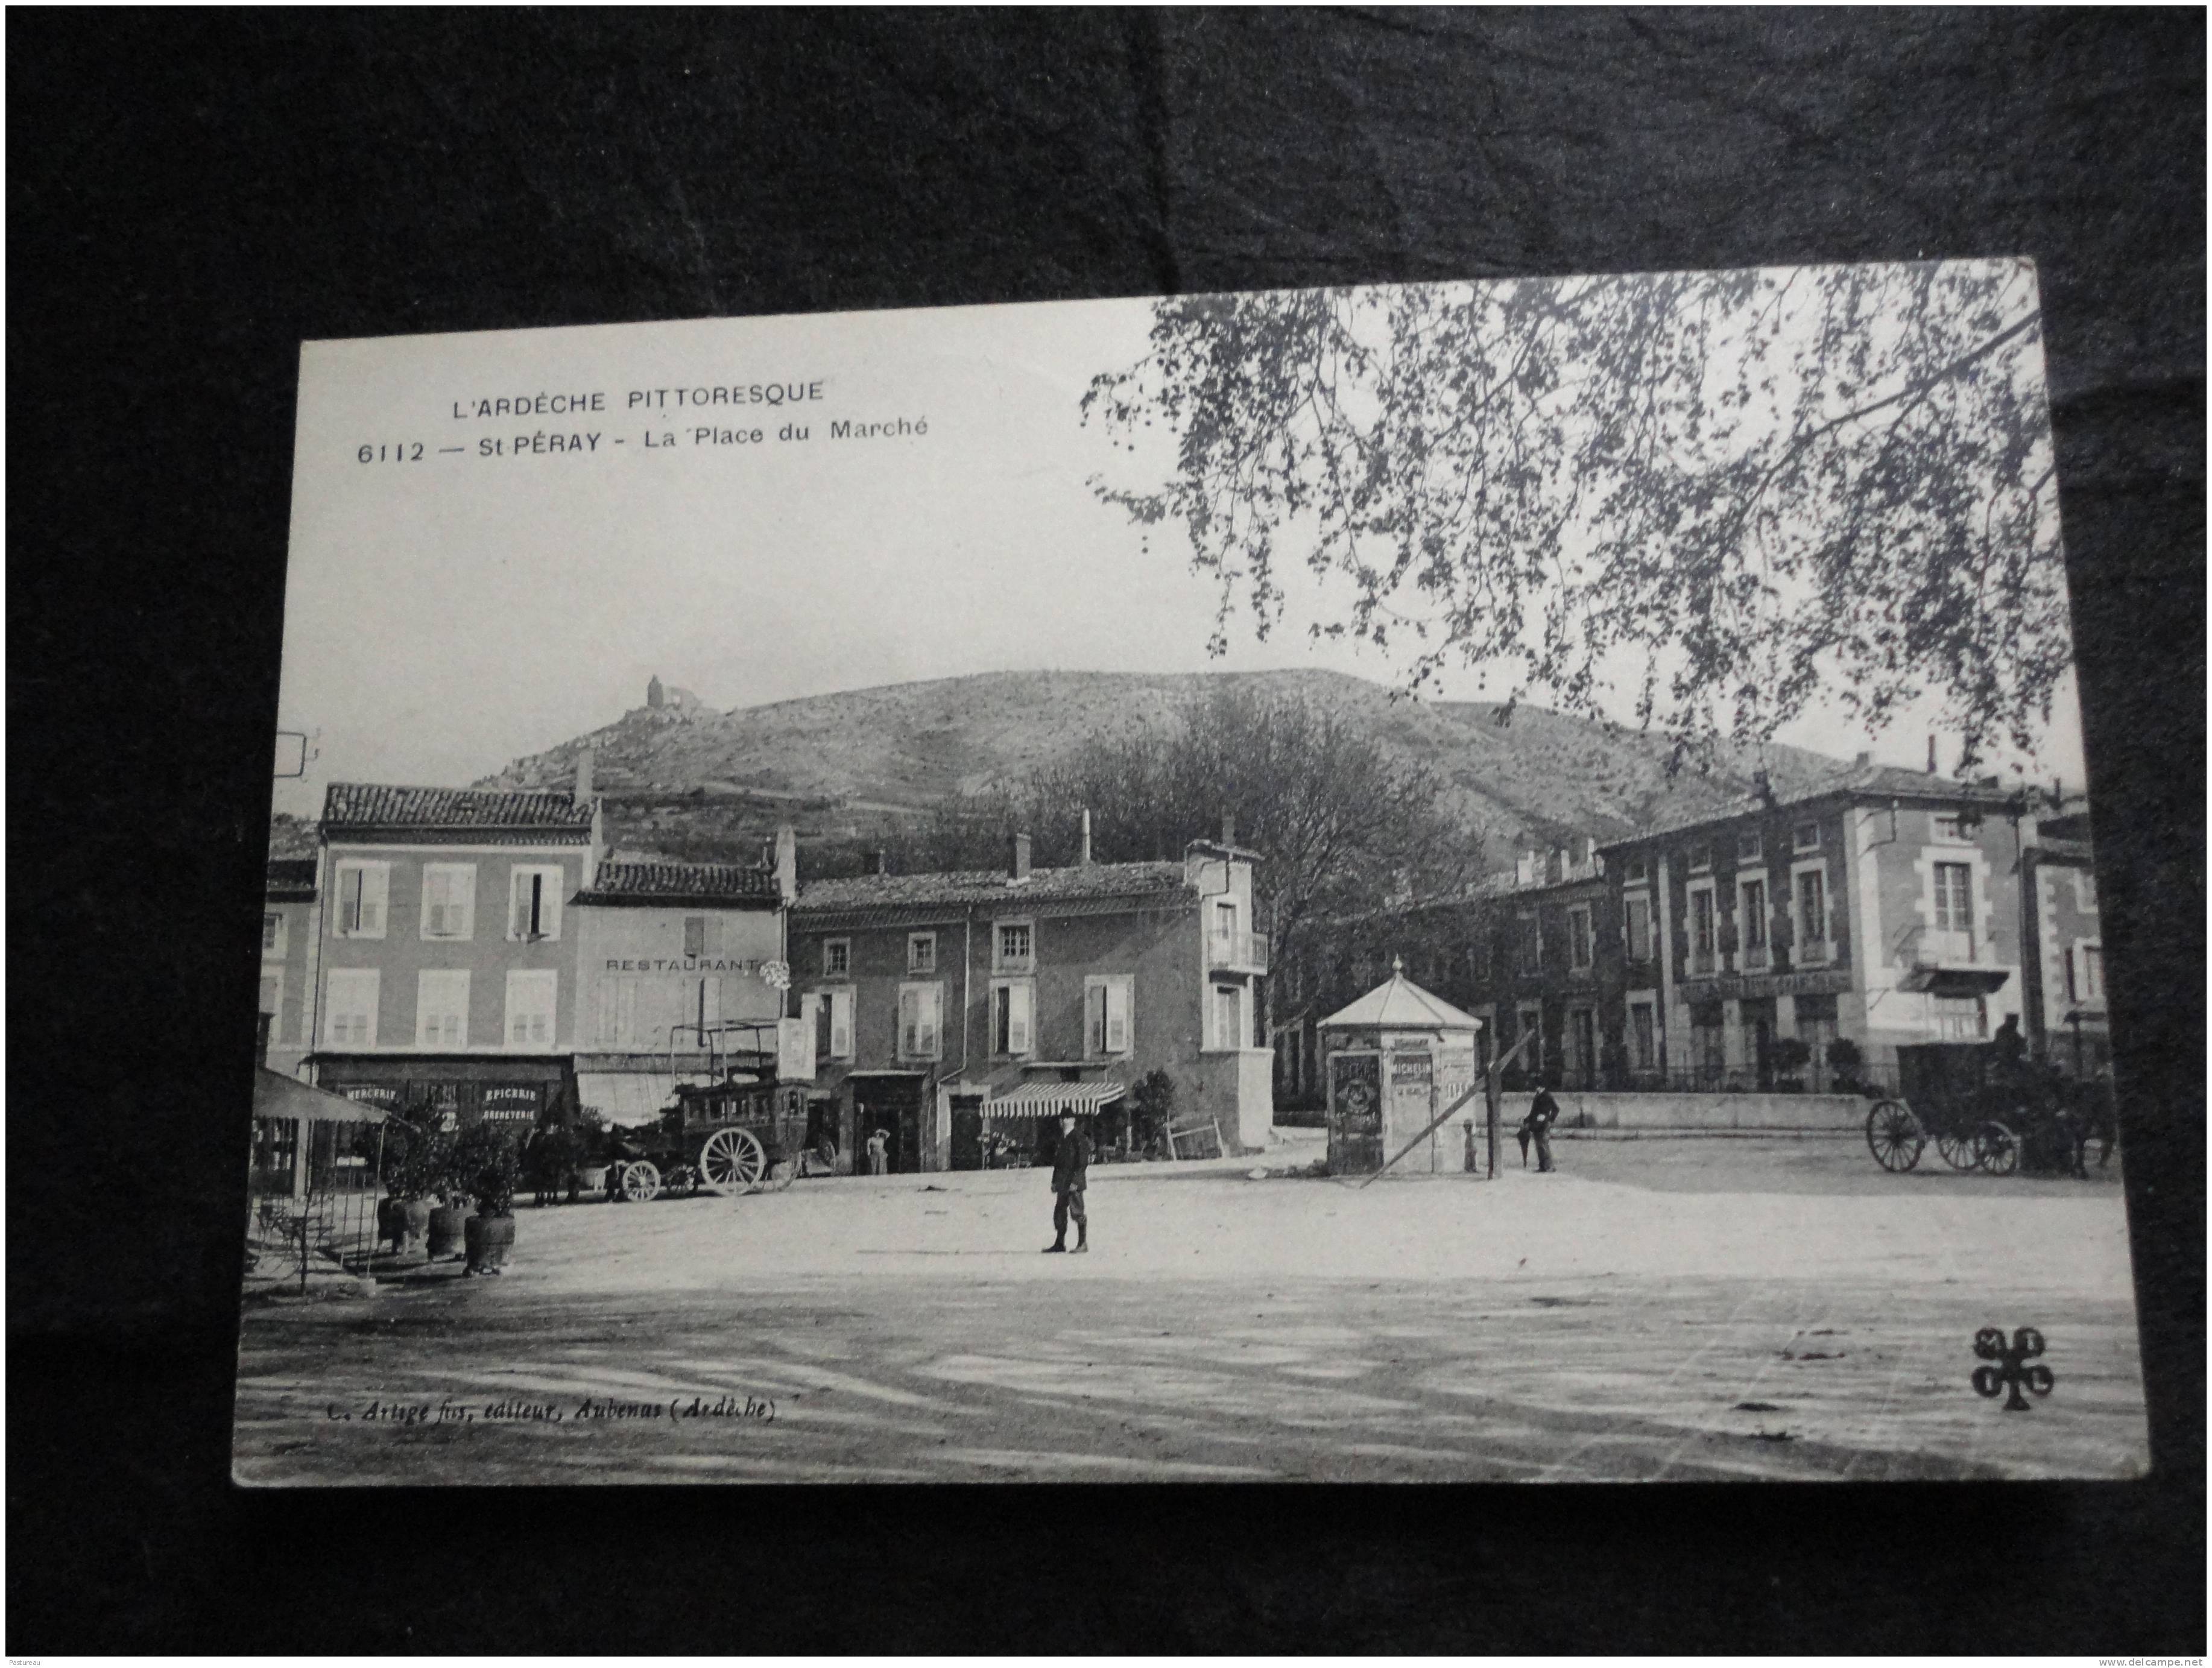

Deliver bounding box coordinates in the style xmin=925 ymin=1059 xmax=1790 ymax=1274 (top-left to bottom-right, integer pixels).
xmin=1935 ymin=1129 xmax=1982 ymax=1171
xmin=698 ymin=1127 xmax=767 ymax=1193
xmin=1974 ymin=1121 xmax=2020 ymax=1177
xmin=1866 ymin=1101 xmax=1926 ymax=1172
xmin=621 ymin=1160 xmax=662 ymax=1202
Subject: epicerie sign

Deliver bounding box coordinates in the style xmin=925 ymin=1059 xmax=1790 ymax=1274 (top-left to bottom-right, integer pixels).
xmin=479 ymin=1086 xmax=542 ymax=1122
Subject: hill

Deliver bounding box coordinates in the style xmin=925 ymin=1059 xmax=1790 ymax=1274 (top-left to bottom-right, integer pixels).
xmin=470 ymin=669 xmax=1852 ymax=873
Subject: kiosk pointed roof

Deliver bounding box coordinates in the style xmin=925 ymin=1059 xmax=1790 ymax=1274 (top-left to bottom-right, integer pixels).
xmin=1321 ymin=956 xmax=1485 ymax=1031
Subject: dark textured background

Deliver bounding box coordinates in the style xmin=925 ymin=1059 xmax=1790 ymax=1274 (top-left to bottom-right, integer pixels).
xmin=9 ymin=10 xmax=2202 ymax=1653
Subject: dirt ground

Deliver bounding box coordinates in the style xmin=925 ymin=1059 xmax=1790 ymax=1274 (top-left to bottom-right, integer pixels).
xmin=233 ymin=1131 xmax=2147 ymax=1484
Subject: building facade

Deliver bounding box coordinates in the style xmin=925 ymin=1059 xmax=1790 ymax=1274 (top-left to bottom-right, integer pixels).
xmin=788 ymin=830 xmax=1274 ymax=1170
xmin=260 ymin=858 xmax=321 ymax=1078
xmin=2018 ymin=810 xmax=2109 ymax=1079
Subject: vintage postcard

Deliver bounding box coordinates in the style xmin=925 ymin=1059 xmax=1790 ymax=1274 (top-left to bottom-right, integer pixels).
xmin=236 ymin=261 xmax=2147 ymax=1484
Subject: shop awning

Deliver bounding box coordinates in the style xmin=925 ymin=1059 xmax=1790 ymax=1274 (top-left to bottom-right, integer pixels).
xmin=575 ymin=1072 xmax=684 ymax=1126
xmin=1899 ymin=965 xmax=2013 ymax=997
xmin=980 ymin=1081 xmax=1127 ymax=1120
xmin=253 ymin=1067 xmax=394 ymax=1125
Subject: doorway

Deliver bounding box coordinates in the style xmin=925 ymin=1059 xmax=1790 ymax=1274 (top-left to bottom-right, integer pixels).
xmin=949 ymin=1095 xmax=985 ymax=1170
xmin=1741 ymin=998 xmax=1777 ymax=1090
xmin=853 ymin=1080 xmax=924 ymax=1174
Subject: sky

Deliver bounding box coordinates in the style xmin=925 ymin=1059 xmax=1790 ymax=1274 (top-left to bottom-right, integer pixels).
xmin=273 ymin=275 xmax=2088 ymax=818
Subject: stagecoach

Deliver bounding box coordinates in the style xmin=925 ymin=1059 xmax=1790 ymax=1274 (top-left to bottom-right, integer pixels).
xmin=1862 ymin=1041 xmax=2114 ymax=1177
xmin=599 ymin=1021 xmax=817 ymax=1202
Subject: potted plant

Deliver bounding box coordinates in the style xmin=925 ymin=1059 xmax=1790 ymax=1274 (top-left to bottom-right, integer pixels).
xmin=1128 ymin=1069 xmax=1176 ymax=1160
xmin=454 ymin=1123 xmax=522 ymax=1275
xmin=1769 ymin=1036 xmax=1812 ymax=1093
xmin=1827 ymin=1037 xmax=1865 ymax=1096
xmin=371 ymin=1101 xmax=451 ymax=1259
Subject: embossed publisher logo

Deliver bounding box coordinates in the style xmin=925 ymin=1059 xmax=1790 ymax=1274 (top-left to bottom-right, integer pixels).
xmin=1973 ymin=1325 xmax=2054 ymax=1411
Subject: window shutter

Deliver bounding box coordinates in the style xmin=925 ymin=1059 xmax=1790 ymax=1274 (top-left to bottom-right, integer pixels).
xmin=829 ymin=991 xmax=852 ymax=1059
xmin=916 ymin=987 xmax=939 ymax=1058
xmin=1086 ymin=985 xmax=1105 ymax=1056
xmin=1105 ymin=982 xmax=1129 ymax=1054
xmin=684 ymin=917 xmax=705 ymax=957
xmin=541 ymin=874 xmax=561 ymax=941
xmin=359 ymin=867 xmax=385 ymax=935
xmin=1008 ymin=984 xmax=1031 ymax=1055
xmin=899 ymin=988 xmax=918 ymax=1057
xmin=809 ymin=993 xmax=829 ymax=1057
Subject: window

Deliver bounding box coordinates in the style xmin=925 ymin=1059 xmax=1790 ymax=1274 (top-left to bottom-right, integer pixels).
xmin=262 ymin=912 xmax=286 ymax=956
xmin=1739 ymin=877 xmax=1768 ymax=965
xmin=504 ymin=970 xmax=558 ymax=1049
xmin=1624 ymin=855 xmax=1648 ymax=884
xmin=1796 ymin=867 xmax=1828 ymax=949
xmin=908 ymin=932 xmax=936 ymax=975
xmin=1689 ymin=886 xmax=1716 ymax=971
xmin=1213 ymin=983 xmax=1244 ymax=1050
xmin=1085 ymin=976 xmax=1133 ymax=1058
xmin=416 ymin=970 xmax=470 ymax=1048
xmin=1933 ymin=862 xmax=1974 ymax=934
xmin=1794 ymin=821 xmax=1822 ymax=852
xmin=823 ymin=938 xmax=850 ymax=978
xmin=1568 ymin=905 xmax=1594 ymax=971
xmin=898 ymin=982 xmax=943 ymax=1061
xmin=1933 ymin=814 xmax=1971 ymax=844
xmin=507 ymin=865 xmax=564 ymax=941
xmin=1515 ymin=914 xmax=1541 ymax=976
xmin=332 ymin=862 xmax=388 ymax=938
xmin=1628 ymin=1000 xmax=1657 ymax=1071
xmin=991 ymin=979 xmax=1035 ymax=1056
xmin=1211 ymin=899 xmax=1239 ymax=958
xmin=1516 ymin=1004 xmax=1544 ymax=1069
xmin=2068 ymin=943 xmax=2105 ymax=1005
xmin=994 ymin=920 xmax=1034 ymax=974
xmin=1932 ymin=994 xmax=1986 ymax=1041
xmin=1623 ymin=895 xmax=1651 ymax=962
xmin=258 ymin=972 xmax=283 ymax=1025
xmin=596 ymin=975 xmax=640 ymax=1046
xmin=1737 ymin=830 xmax=1763 ymax=861
xmin=811 ymin=988 xmax=855 ymax=1061
xmin=324 ymin=969 xmax=379 ymax=1047
xmin=1689 ymin=844 xmax=1713 ymax=873
xmin=420 ymin=864 xmax=476 ymax=940
xmin=2073 ymin=871 xmax=2099 ymax=914
xmin=683 ymin=915 xmax=707 ymax=957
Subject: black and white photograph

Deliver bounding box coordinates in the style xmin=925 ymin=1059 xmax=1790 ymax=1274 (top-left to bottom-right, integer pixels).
xmin=12 ymin=9 xmax=2199 ymax=1655
xmin=234 ymin=260 xmax=2146 ymax=1487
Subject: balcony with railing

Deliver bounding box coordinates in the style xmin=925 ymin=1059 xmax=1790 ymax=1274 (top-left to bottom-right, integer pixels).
xmin=1207 ymin=929 xmax=1270 ymax=975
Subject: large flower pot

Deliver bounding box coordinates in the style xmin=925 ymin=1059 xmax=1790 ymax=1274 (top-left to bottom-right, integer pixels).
xmin=375 ymin=1195 xmax=408 ymax=1253
xmin=403 ymin=1198 xmax=432 ymax=1254
xmin=426 ymin=1203 xmax=468 ymax=1260
xmin=464 ymin=1212 xmax=515 ymax=1275
xmin=579 ymin=1165 xmax=608 ymax=1196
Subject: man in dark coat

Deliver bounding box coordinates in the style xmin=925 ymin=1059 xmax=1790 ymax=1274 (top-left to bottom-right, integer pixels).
xmin=1523 ymin=1083 xmax=1560 ymax=1174
xmin=1044 ymin=1113 xmax=1090 ymax=1253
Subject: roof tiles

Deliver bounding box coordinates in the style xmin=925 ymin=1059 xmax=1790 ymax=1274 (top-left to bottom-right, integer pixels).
xmin=796 ymin=861 xmax=1190 ymax=914
xmin=323 ymin=782 xmax=595 ymax=834
xmin=577 ymin=861 xmax=781 ymax=905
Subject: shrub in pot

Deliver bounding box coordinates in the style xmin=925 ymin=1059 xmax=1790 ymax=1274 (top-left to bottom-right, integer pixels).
xmin=368 ymin=1100 xmax=452 ymax=1257
xmin=1826 ymin=1037 xmax=1865 ymax=1096
xmin=455 ymin=1123 xmax=522 ymax=1275
xmin=1769 ymin=1037 xmax=1812 ymax=1093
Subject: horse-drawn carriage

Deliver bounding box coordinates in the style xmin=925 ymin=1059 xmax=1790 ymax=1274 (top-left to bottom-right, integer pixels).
xmin=599 ymin=1021 xmax=817 ymax=1202
xmin=1863 ymin=1041 xmax=2114 ymax=1177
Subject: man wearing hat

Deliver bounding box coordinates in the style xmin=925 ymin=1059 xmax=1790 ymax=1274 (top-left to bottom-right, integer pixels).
xmin=1043 ymin=1112 xmax=1090 ymax=1254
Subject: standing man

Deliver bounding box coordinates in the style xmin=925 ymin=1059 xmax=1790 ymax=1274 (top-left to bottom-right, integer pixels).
xmin=1524 ymin=1082 xmax=1560 ymax=1174
xmin=865 ymin=1127 xmax=888 ymax=1176
xmin=1043 ymin=1113 xmax=1090 ymax=1254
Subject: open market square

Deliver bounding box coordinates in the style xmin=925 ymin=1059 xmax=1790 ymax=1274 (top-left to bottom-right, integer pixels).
xmin=233 ymin=1130 xmax=2147 ymax=1485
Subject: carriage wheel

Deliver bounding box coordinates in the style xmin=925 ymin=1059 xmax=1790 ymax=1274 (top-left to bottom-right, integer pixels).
xmin=1973 ymin=1121 xmax=2020 ymax=1177
xmin=1935 ymin=1129 xmax=1982 ymax=1172
xmin=1865 ymin=1101 xmax=1925 ymax=1172
xmin=698 ymin=1127 xmax=767 ymax=1192
xmin=621 ymin=1160 xmax=662 ymax=1202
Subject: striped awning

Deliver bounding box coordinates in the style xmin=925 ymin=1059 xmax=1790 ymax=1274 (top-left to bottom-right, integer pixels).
xmin=980 ymin=1081 xmax=1127 ymax=1120
xmin=575 ymin=1072 xmax=683 ymax=1127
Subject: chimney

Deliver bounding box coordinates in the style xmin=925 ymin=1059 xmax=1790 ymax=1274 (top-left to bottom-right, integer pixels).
xmin=1010 ymin=832 xmax=1032 ymax=883
xmin=1079 ymin=808 xmax=1093 ymax=866
xmin=1926 ymin=735 xmax=1939 ymax=775
xmin=871 ymin=849 xmax=889 ymax=876
xmin=1855 ymin=751 xmax=1871 ymax=767
xmin=774 ymin=824 xmax=797 ymax=904
xmin=574 ymin=746 xmax=595 ymax=804
xmin=1221 ymin=812 xmax=1236 ymax=849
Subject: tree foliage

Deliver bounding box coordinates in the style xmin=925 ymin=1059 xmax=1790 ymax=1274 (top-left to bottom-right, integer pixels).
xmin=1082 ymin=261 xmax=2068 ymax=768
